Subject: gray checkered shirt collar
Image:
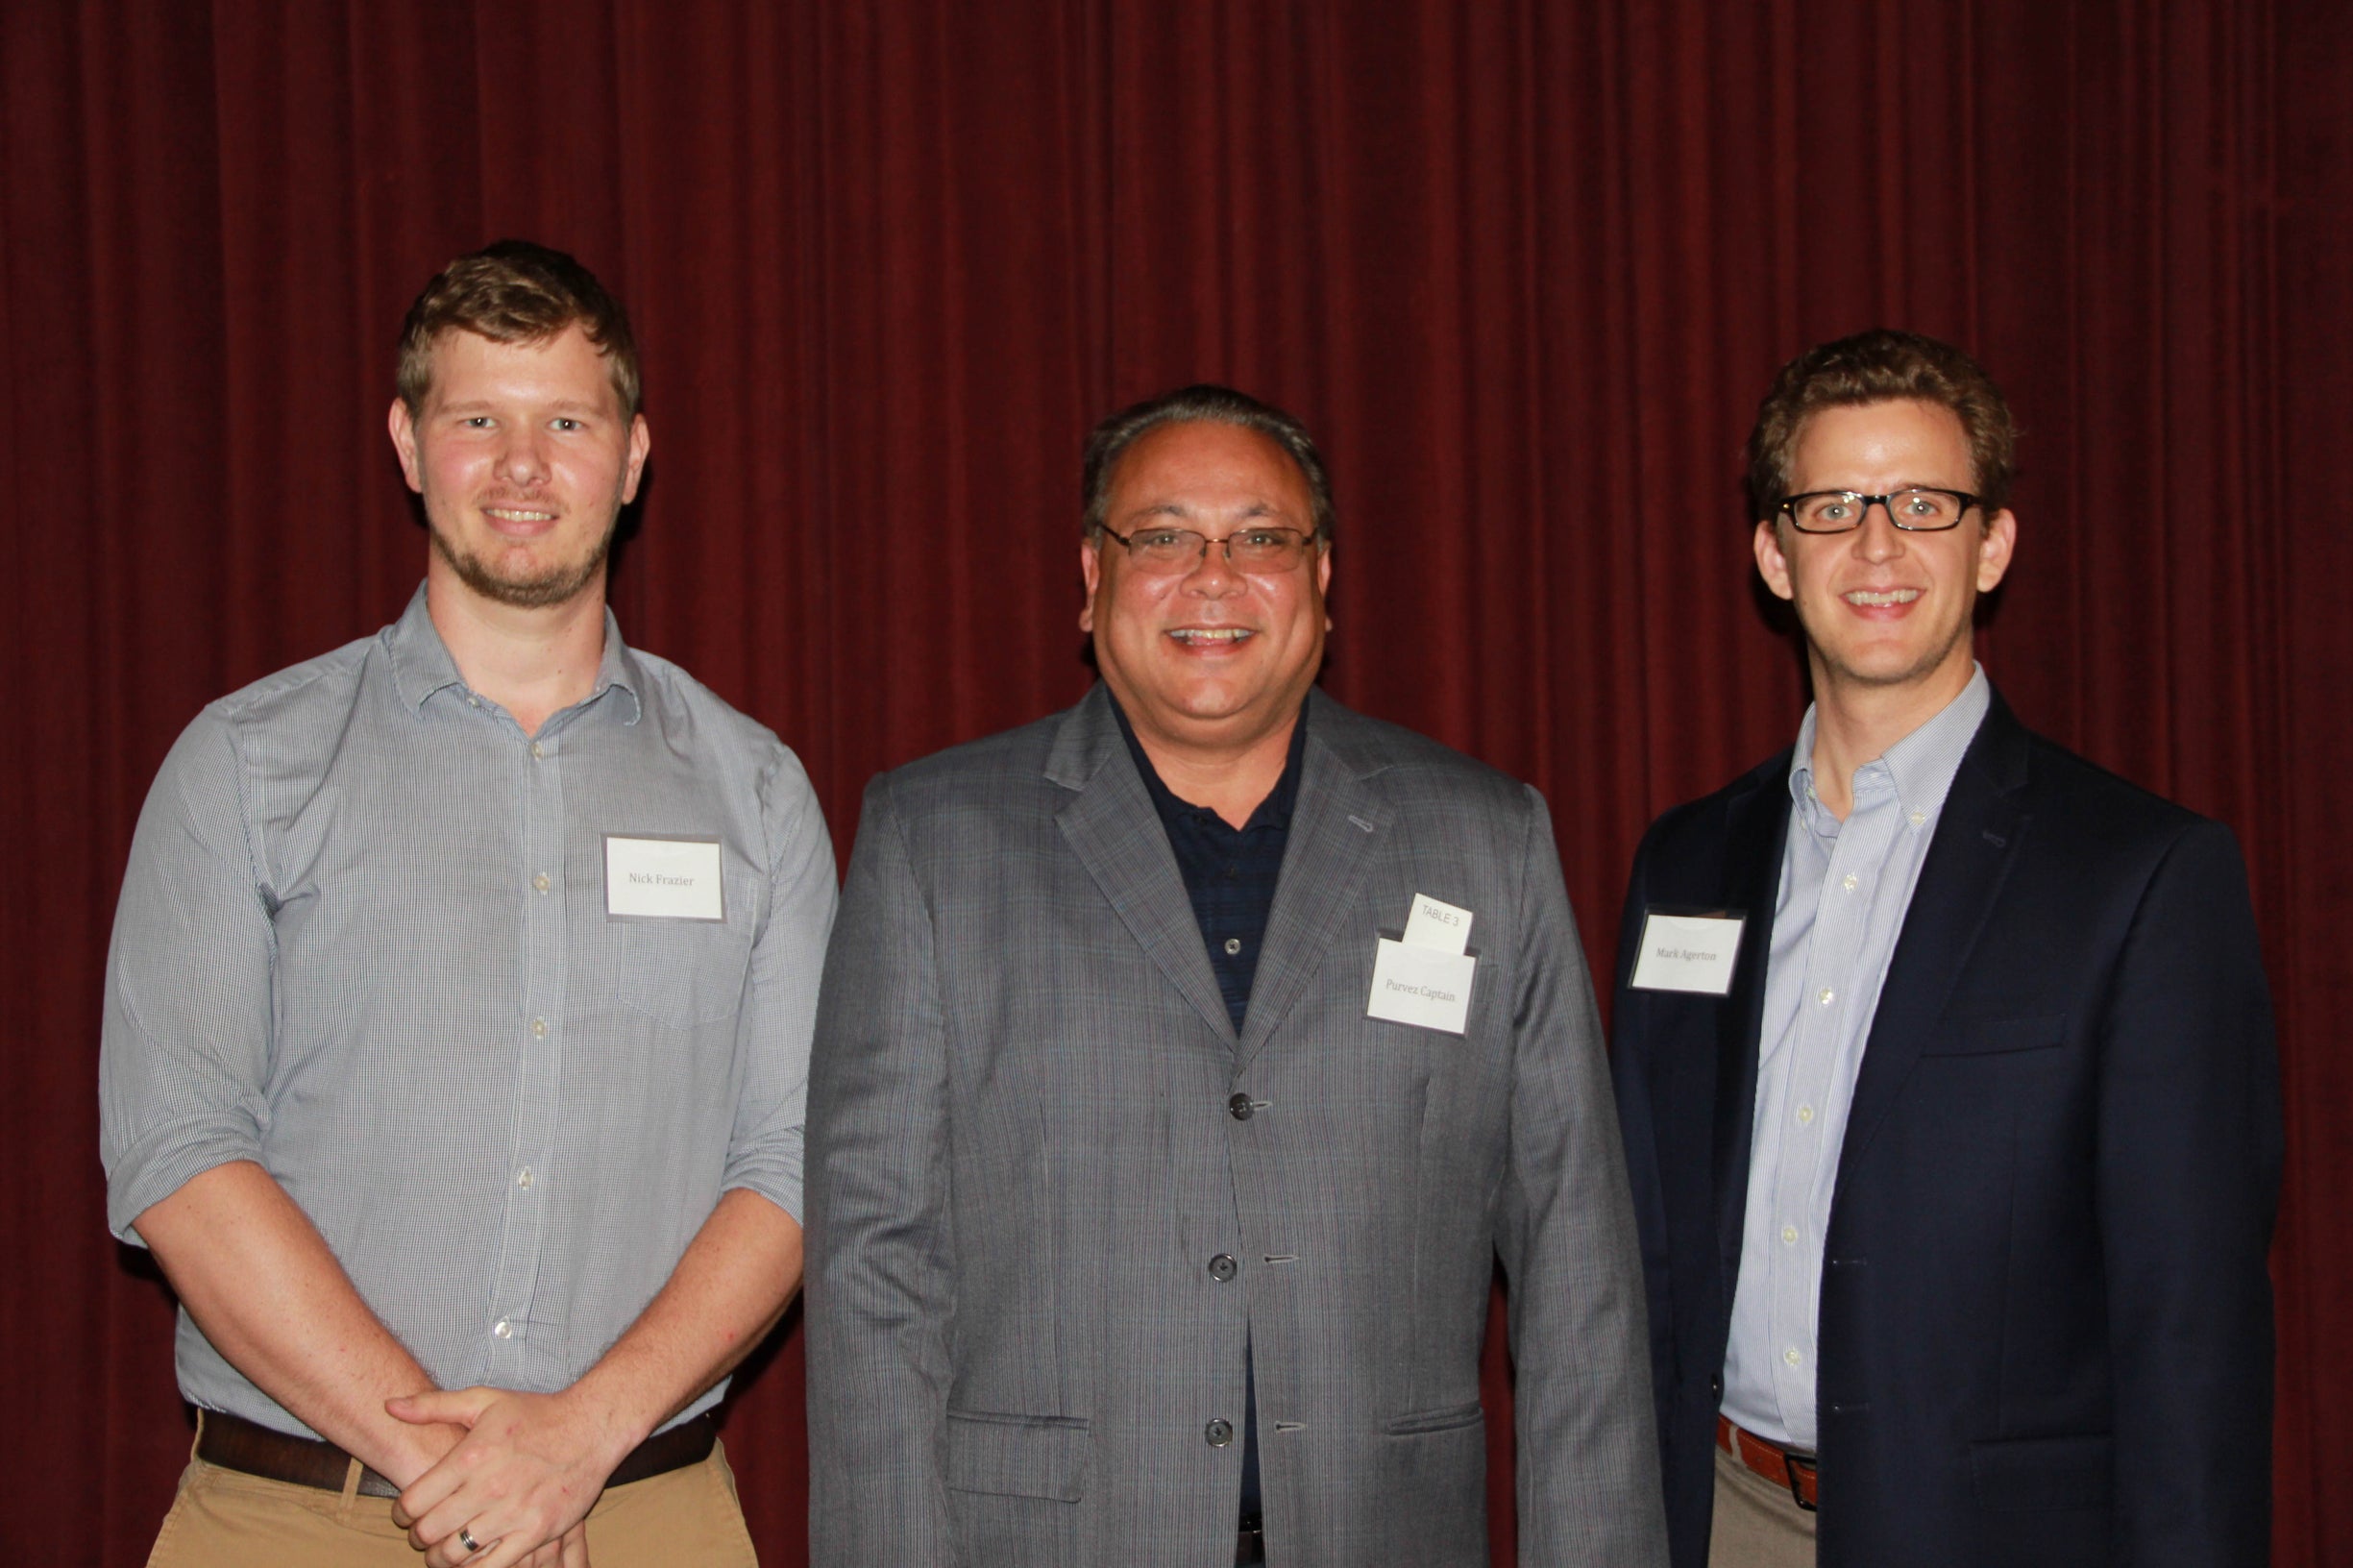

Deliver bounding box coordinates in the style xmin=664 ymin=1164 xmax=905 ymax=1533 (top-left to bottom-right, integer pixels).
xmin=380 ymin=583 xmax=644 ymax=725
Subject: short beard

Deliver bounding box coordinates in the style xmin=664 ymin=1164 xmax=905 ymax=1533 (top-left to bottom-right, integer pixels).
xmin=429 ymin=519 xmax=615 ymax=609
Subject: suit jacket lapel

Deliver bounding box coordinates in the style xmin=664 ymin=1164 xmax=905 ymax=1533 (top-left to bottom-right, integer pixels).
xmin=1714 ymin=759 xmax=1793 ymax=1299
xmin=1235 ymin=696 xmax=1386 ymax=1073
xmin=1836 ymin=697 xmax=2032 ymax=1177
xmin=1048 ymin=686 xmax=1238 ymax=1046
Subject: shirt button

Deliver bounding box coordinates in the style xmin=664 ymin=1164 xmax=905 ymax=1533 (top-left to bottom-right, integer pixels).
xmin=467 ymin=696 xmax=480 ymax=708
xmin=1223 ymin=937 xmax=1242 ymax=956
xmin=493 ymin=1319 xmax=513 ymax=1340
xmin=1818 ymin=987 xmax=1834 ymax=1006
xmin=1208 ymin=1254 xmax=1238 ymax=1283
xmin=1205 ymin=1418 xmax=1235 ymax=1448
xmin=532 ymin=872 xmax=551 ymax=894
xmin=1797 ymin=1104 xmax=1816 ymax=1125
xmin=516 ymin=1167 xmax=534 ymax=1189
xmin=1842 ymin=873 xmax=1858 ymax=892
xmin=1228 ymin=1093 xmax=1255 ymax=1121
xmin=529 ymin=1017 xmax=548 ymax=1039
xmin=1783 ymin=1346 xmax=1802 ymax=1367
xmin=1909 ymin=809 xmax=1926 ymax=826
xmin=530 ymin=741 xmax=546 ymax=760
xmin=1781 ymin=1224 xmax=1798 ymax=1245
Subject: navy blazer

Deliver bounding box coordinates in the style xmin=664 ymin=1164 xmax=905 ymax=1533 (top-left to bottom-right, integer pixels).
xmin=1609 ymin=691 xmax=2281 ymax=1568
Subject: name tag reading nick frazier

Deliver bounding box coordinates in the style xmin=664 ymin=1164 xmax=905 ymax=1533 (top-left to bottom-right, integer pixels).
xmin=1367 ymin=892 xmax=1478 ymax=1035
xmin=1628 ymin=910 xmax=1745 ymax=995
xmin=604 ymin=834 xmax=726 ymax=921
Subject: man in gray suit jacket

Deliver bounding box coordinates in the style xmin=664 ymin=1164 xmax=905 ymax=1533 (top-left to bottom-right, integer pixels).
xmin=805 ymin=385 xmax=1666 ymax=1567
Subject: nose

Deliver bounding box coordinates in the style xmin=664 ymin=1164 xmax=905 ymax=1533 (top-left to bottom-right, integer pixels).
xmin=1851 ymin=501 xmax=1904 ymax=562
xmin=1180 ymin=535 xmax=1247 ymax=595
xmin=496 ymin=424 xmax=551 ymax=486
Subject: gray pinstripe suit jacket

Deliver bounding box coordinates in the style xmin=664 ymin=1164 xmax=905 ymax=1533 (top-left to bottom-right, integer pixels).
xmin=804 ymin=686 xmax=1666 ymax=1567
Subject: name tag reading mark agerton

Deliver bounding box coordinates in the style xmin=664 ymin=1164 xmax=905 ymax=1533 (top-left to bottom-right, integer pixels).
xmin=604 ymin=834 xmax=726 ymax=922
xmin=1367 ymin=892 xmax=1477 ymax=1035
xmin=1628 ymin=910 xmax=1745 ymax=995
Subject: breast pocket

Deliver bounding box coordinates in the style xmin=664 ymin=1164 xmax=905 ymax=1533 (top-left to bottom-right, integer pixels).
xmin=613 ymin=891 xmax=754 ymax=1029
xmin=1922 ymin=1013 xmax=2070 ymax=1057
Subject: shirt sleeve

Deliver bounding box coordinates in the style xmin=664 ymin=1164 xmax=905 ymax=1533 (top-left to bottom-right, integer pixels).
xmin=98 ymin=708 xmax=277 ymax=1244
xmin=720 ymin=741 xmax=839 ymax=1223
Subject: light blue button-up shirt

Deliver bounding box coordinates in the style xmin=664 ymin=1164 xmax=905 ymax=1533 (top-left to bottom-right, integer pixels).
xmin=100 ymin=587 xmax=835 ymax=1437
xmin=1720 ymin=667 xmax=1990 ymax=1450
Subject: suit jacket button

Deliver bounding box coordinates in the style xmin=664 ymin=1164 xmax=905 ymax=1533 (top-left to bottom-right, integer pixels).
xmin=1228 ymin=1093 xmax=1254 ymax=1120
xmin=1208 ymin=1254 xmax=1238 ymax=1283
xmin=1205 ymin=1418 xmax=1235 ymax=1447
xmin=1710 ymin=1372 xmax=1725 ymax=1399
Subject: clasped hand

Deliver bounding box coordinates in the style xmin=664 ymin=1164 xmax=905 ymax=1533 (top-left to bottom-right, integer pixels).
xmin=387 ymin=1386 xmax=634 ymax=1568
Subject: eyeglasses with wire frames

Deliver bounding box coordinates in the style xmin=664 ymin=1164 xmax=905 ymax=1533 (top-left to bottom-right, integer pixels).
xmin=1093 ymin=522 xmax=1325 ymax=575
xmin=1776 ymin=488 xmax=1983 ymax=534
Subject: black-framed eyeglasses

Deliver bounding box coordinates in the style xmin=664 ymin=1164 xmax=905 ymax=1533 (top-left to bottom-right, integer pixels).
xmin=1776 ymin=488 xmax=1982 ymax=533
xmin=1095 ymin=523 xmax=1323 ymax=575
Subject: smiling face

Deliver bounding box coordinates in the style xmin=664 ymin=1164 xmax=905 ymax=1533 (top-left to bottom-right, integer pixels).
xmin=1754 ymin=397 xmax=2015 ymax=718
xmin=389 ymin=324 xmax=650 ymax=612
xmin=1080 ymin=420 xmax=1332 ymax=763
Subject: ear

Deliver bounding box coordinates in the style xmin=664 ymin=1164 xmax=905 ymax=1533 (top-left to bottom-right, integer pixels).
xmin=1078 ymin=537 xmax=1103 ymax=634
xmin=1315 ymin=540 xmax=1334 ymax=629
xmin=1975 ymin=508 xmax=2017 ymax=593
xmin=388 ymin=399 xmax=424 ymax=493
xmin=1752 ymin=519 xmax=1795 ymax=602
xmin=621 ymin=413 xmax=651 ymax=504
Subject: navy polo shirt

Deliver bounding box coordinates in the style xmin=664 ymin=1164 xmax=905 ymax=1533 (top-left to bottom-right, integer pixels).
xmin=1114 ymin=697 xmax=1306 ymax=1032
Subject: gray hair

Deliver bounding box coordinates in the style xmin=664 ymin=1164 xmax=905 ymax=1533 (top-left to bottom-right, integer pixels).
xmin=1081 ymin=383 xmax=1336 ymax=540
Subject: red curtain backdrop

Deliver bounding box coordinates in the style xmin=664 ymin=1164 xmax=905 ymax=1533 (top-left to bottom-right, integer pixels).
xmin=3 ymin=2 xmax=2344 ymax=1562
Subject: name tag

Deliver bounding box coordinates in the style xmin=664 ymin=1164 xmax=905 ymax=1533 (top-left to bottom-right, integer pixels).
xmin=1628 ymin=911 xmax=1745 ymax=995
xmin=1368 ymin=891 xmax=1477 ymax=1035
xmin=604 ymin=835 xmax=726 ymax=921
xmin=1403 ymin=892 xmax=1473 ymax=954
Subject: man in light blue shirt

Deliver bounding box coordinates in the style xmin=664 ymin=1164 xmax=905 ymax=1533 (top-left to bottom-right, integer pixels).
xmin=1611 ymin=330 xmax=2278 ymax=1568
xmin=1722 ymin=666 xmax=1987 ymax=1459
xmin=101 ymin=241 xmax=834 ymax=1568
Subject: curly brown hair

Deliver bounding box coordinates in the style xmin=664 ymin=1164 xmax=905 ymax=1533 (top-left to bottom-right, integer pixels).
xmin=1747 ymin=330 xmax=2018 ymax=521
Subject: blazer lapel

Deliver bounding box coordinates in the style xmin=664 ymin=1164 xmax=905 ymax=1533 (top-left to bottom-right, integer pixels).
xmin=1713 ymin=759 xmax=1793 ymax=1297
xmin=1049 ymin=687 xmax=1238 ymax=1046
xmin=1835 ymin=697 xmax=2032 ymax=1176
xmin=1235 ymin=696 xmax=1386 ymax=1073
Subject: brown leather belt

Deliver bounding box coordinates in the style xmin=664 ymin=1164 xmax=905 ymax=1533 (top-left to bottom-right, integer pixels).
xmin=1717 ymin=1414 xmax=1819 ymax=1511
xmin=196 ymin=1409 xmax=717 ymax=1501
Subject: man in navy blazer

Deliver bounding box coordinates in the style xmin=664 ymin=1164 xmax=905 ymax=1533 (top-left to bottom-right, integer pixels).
xmin=1608 ymin=330 xmax=2281 ymax=1567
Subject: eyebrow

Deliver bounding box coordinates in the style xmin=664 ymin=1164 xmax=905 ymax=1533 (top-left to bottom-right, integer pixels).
xmin=1795 ymin=483 xmax=1968 ymax=494
xmin=436 ymin=398 xmax=609 ymax=416
xmin=1125 ymin=500 xmax=1284 ymax=522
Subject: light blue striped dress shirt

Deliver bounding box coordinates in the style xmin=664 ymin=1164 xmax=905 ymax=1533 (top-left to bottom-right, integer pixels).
xmin=99 ymin=587 xmax=835 ymax=1438
xmin=1721 ymin=666 xmax=1990 ymax=1451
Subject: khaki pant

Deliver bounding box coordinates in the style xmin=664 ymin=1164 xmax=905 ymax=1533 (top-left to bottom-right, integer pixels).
xmin=146 ymin=1433 xmax=759 ymax=1568
xmin=1709 ymin=1439 xmax=1817 ymax=1568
